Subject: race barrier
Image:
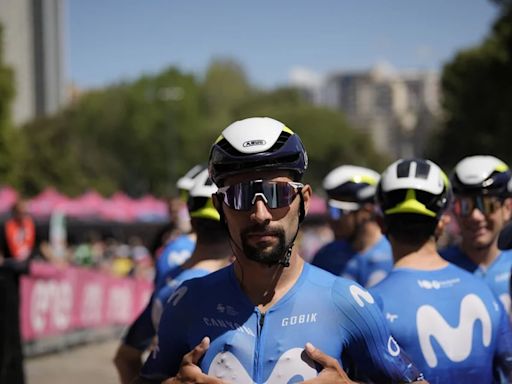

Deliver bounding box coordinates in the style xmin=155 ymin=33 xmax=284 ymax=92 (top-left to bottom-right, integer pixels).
xmin=20 ymin=261 xmax=152 ymax=342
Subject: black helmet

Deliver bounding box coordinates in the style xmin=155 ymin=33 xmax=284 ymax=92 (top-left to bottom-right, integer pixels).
xmin=376 ymin=158 xmax=451 ymax=220
xmin=451 ymin=155 xmax=511 ymax=198
xmin=208 ymin=117 xmax=308 ymax=186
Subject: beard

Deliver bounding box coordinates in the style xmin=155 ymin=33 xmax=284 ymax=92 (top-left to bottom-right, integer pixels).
xmin=240 ymin=224 xmax=287 ymax=266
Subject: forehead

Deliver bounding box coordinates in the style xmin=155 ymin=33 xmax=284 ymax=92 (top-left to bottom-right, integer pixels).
xmin=224 ymin=170 xmax=294 ymax=185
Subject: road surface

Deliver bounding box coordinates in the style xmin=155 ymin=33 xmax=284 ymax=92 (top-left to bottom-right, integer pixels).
xmin=26 ymin=338 xmax=121 ymax=384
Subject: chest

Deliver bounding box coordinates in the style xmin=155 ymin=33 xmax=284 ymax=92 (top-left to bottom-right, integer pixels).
xmin=193 ymin=303 xmax=346 ymax=384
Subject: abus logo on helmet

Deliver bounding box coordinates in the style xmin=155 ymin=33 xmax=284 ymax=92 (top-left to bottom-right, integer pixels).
xmin=243 ymin=140 xmax=266 ymax=147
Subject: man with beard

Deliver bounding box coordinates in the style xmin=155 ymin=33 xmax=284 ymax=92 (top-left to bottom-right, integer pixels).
xmin=440 ymin=155 xmax=512 ymax=315
xmin=138 ymin=117 xmax=427 ymax=383
xmin=311 ymin=165 xmax=393 ymax=287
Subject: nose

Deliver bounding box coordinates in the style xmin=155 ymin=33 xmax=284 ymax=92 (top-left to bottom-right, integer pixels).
xmin=467 ymin=206 xmax=486 ymax=221
xmin=251 ymin=198 xmax=272 ymax=224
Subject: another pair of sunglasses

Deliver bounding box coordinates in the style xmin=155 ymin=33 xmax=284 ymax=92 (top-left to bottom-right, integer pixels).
xmin=327 ymin=200 xmax=361 ymax=220
xmin=217 ymin=180 xmax=303 ymax=211
xmin=453 ymin=195 xmax=503 ymax=217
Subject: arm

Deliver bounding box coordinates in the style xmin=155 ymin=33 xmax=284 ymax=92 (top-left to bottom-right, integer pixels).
xmin=114 ymin=343 xmax=145 ymax=384
xmin=115 ymin=295 xmax=158 ymax=383
xmin=132 ymin=338 xmax=225 ymax=384
xmin=161 ymin=337 xmax=226 ymax=384
xmin=332 ymin=280 xmax=425 ymax=383
xmin=302 ymin=343 xmax=428 ymax=384
xmin=493 ymin=302 xmax=512 ymax=381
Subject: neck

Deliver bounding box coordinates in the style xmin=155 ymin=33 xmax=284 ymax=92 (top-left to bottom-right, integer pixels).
xmin=234 ymin=250 xmax=304 ymax=312
xmin=391 ymin=237 xmax=448 ymax=270
xmin=460 ymin=240 xmax=500 ymax=267
xmin=352 ymin=221 xmax=382 ymax=252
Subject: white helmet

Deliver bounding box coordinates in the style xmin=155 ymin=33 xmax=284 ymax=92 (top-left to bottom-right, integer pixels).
xmin=376 ymin=158 xmax=451 ymax=219
xmin=208 ymin=117 xmax=308 ymax=186
xmin=187 ymin=169 xmax=220 ymax=221
xmin=451 ymin=155 xmax=511 ymax=197
xmin=323 ymin=165 xmax=380 ymax=210
xmin=176 ymin=164 xmax=206 ymax=191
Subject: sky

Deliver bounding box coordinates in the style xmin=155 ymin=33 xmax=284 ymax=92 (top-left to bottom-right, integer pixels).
xmin=67 ymin=0 xmax=500 ymax=90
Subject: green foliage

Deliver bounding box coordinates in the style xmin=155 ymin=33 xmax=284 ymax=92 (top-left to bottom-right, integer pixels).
xmin=12 ymin=59 xmax=387 ymax=197
xmin=428 ymin=2 xmax=512 ymax=170
xmin=0 ymin=24 xmax=15 ymax=182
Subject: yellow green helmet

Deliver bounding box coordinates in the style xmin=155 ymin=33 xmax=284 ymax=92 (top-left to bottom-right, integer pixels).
xmin=376 ymin=158 xmax=451 ymax=219
xmin=187 ymin=169 xmax=220 ymax=221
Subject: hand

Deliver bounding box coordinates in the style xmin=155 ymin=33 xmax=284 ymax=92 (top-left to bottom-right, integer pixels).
xmin=162 ymin=337 xmax=226 ymax=384
xmin=301 ymin=343 xmax=358 ymax=384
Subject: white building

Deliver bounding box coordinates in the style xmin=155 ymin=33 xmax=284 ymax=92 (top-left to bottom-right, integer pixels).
xmin=0 ymin=0 xmax=66 ymax=126
xmin=291 ymin=63 xmax=440 ymax=158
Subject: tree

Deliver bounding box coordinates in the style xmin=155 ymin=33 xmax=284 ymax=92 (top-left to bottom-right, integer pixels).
xmin=428 ymin=2 xmax=512 ymax=169
xmin=0 ymin=24 xmax=15 ymax=182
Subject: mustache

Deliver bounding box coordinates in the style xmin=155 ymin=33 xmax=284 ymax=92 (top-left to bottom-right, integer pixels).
xmin=241 ymin=224 xmax=284 ymax=237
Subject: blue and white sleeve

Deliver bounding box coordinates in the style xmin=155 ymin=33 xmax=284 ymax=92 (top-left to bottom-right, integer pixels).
xmin=332 ymin=279 xmax=423 ymax=383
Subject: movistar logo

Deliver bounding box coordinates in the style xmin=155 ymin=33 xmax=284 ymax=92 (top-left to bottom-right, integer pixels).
xmin=349 ymin=284 xmax=375 ymax=307
xmin=208 ymin=348 xmax=316 ymax=383
xmin=416 ymin=294 xmax=492 ymax=367
xmin=243 ymin=139 xmax=266 ymax=147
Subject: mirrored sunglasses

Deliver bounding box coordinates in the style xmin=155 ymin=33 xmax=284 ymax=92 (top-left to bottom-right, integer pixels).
xmin=328 ymin=206 xmax=354 ymax=220
xmin=217 ymin=180 xmax=303 ymax=211
xmin=453 ymin=195 xmax=502 ymax=217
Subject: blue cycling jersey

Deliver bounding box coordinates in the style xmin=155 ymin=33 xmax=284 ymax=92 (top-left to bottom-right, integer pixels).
xmin=440 ymin=246 xmax=512 ymax=314
xmin=370 ymin=264 xmax=512 ymax=383
xmin=342 ymin=236 xmax=393 ymax=287
xmin=154 ymin=234 xmax=195 ymax=290
xmin=151 ymin=267 xmax=210 ymax=331
xmin=123 ymin=265 xmax=184 ymax=351
xmin=310 ymin=239 xmax=354 ymax=275
xmin=141 ymin=263 xmax=424 ymax=383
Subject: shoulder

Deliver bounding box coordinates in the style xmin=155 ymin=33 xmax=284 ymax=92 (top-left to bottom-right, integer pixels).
xmin=498 ymin=249 xmax=512 ymax=263
xmin=170 ymin=234 xmax=195 ymax=248
xmin=439 ymin=244 xmax=462 ymax=259
xmin=303 ymin=264 xmax=375 ymax=307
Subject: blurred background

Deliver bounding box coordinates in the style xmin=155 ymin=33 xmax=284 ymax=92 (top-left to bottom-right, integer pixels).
xmin=0 ymin=0 xmax=511 ymax=382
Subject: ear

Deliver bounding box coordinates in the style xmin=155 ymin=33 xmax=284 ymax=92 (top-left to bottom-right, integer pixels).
xmin=435 ymin=213 xmax=451 ymax=239
xmin=212 ymin=193 xmax=222 ymax=211
xmin=375 ymin=213 xmax=387 ymax=235
xmin=212 ymin=193 xmax=227 ymax=225
xmin=503 ymin=197 xmax=512 ymax=221
xmin=301 ymin=184 xmax=312 ymax=215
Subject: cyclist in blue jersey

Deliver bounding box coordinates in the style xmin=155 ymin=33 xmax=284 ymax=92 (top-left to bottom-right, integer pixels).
xmin=114 ymin=165 xmax=203 ymax=384
xmin=311 ymin=165 xmax=392 ymax=287
xmin=151 ymin=169 xmax=232 ymax=332
xmin=138 ymin=117 xmax=427 ymax=384
xmin=440 ymin=155 xmax=512 ymax=315
xmin=370 ymin=158 xmax=512 ymax=383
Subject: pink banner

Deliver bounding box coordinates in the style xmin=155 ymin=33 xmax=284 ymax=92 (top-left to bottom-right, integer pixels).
xmin=20 ymin=262 xmax=153 ymax=341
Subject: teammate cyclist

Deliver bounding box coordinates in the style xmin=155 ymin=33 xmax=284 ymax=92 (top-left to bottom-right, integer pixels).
xmin=370 ymin=158 xmax=512 ymax=382
xmin=440 ymin=155 xmax=512 ymax=314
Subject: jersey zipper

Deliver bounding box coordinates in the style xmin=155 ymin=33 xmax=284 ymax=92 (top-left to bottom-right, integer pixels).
xmin=254 ymin=309 xmax=266 ymax=383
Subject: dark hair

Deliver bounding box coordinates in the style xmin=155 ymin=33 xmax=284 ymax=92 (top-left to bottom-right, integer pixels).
xmin=385 ymin=214 xmax=438 ymax=246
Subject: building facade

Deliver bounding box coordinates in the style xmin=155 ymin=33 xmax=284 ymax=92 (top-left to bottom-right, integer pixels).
xmin=293 ymin=64 xmax=440 ymax=159
xmin=0 ymin=0 xmax=66 ymax=126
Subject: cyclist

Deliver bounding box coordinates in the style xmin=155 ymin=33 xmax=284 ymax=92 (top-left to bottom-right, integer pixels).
xmin=370 ymin=158 xmax=512 ymax=382
xmin=311 ymin=165 xmax=393 ymax=287
xmin=151 ymin=169 xmax=232 ymax=332
xmin=440 ymin=155 xmax=512 ymax=314
xmin=139 ymin=117 xmax=427 ymax=383
xmin=113 ymin=165 xmax=203 ymax=384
